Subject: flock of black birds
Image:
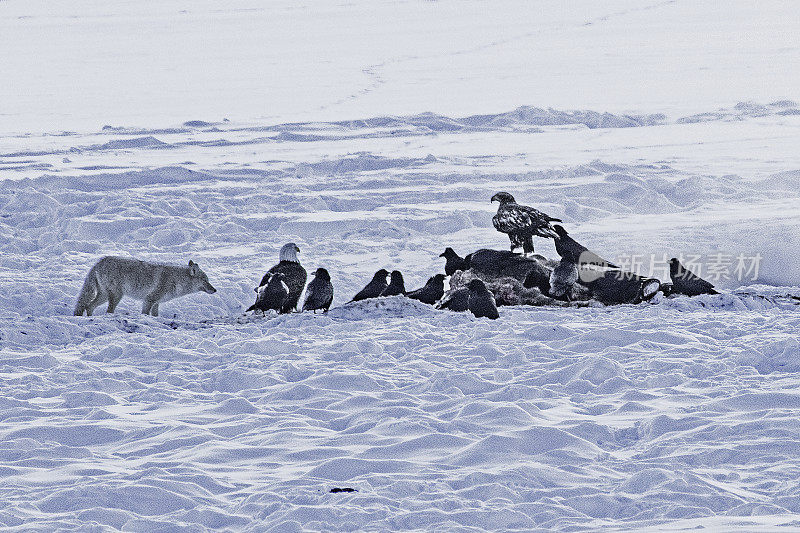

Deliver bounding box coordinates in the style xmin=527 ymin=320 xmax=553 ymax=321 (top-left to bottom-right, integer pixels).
xmin=248 ymin=192 xmax=719 ymax=320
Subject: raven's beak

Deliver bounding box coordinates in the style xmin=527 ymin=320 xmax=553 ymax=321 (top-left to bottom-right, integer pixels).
xmin=439 ymin=252 xmax=446 ymax=257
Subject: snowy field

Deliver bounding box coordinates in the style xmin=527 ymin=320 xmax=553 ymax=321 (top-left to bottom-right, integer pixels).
xmin=2 ymin=1 xmax=800 ymax=531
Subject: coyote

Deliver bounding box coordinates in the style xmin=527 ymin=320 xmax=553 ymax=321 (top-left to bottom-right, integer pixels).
xmin=74 ymin=256 xmax=217 ymax=317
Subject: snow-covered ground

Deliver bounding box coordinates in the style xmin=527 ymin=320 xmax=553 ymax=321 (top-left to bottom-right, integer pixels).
xmin=2 ymin=1 xmax=800 ymax=531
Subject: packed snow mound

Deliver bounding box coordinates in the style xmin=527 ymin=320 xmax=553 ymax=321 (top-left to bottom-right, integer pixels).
xmin=677 ymin=100 xmax=800 ymax=123
xmin=95 ymin=136 xmax=171 ymax=150
xmin=5 ymin=165 xmax=213 ymax=192
xmin=326 ymin=106 xmax=665 ymax=133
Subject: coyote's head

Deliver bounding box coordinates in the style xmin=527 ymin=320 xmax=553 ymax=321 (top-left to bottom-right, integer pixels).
xmin=188 ymin=260 xmax=217 ymax=294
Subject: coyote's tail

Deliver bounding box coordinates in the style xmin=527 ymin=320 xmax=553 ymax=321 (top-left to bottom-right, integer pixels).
xmin=73 ymin=266 xmax=99 ymax=316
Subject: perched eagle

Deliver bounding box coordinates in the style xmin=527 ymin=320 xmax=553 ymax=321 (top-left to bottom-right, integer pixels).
xmin=491 ymin=192 xmax=561 ymax=255
xmin=256 ymin=242 xmax=307 ymax=314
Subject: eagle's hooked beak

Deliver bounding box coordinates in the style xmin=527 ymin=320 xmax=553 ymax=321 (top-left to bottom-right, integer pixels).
xmin=490 ymin=193 xmax=499 ymax=203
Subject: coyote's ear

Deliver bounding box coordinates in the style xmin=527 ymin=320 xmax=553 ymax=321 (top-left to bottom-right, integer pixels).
xmin=189 ymin=260 xmax=198 ymax=276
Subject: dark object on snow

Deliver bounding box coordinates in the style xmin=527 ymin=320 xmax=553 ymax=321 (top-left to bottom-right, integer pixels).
xmin=640 ymin=278 xmax=662 ymax=302
xmin=440 ymin=247 xmax=469 ymax=276
xmin=469 ymin=249 xmax=552 ymax=294
xmin=660 ymin=282 xmax=674 ymax=297
xmin=351 ymin=269 xmax=389 ymax=302
xmin=491 ymin=277 xmax=528 ymax=306
xmin=303 ymin=267 xmax=334 ymax=313
xmin=491 ymin=192 xmax=561 ymax=254
xmin=669 ymin=258 xmax=718 ymax=296
xmin=450 ymin=269 xmax=570 ymax=307
xmin=330 ymin=488 xmax=357 ymax=493
xmin=247 ymin=272 xmax=289 ymax=313
xmin=549 ymin=259 xmax=579 ymax=301
xmin=584 ymin=270 xmax=661 ymax=305
xmin=258 ymin=243 xmax=307 ymax=313
xmin=407 ymin=274 xmax=446 ymax=305
xmin=467 ymin=279 xmax=499 ymax=319
xmin=553 ymin=225 xmax=618 ymax=268
xmin=491 ymin=276 xmax=574 ymax=307
xmin=381 ymin=270 xmax=406 ymax=296
xmin=522 ymin=264 xmax=552 ymax=295
xmin=436 ymin=288 xmax=470 ymax=312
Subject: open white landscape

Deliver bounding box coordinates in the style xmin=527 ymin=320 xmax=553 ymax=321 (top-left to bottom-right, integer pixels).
xmin=2 ymin=1 xmax=800 ymax=531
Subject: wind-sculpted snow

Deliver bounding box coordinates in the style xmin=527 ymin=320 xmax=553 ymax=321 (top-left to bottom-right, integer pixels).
xmin=2 ymin=97 xmax=800 ymax=531
xmin=677 ymin=100 xmax=800 ymax=124
xmin=1 ymin=292 xmax=799 ymax=531
xmin=4 ymin=101 xmax=798 ymax=169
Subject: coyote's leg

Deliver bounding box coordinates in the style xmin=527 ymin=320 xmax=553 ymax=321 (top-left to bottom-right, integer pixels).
xmin=142 ymin=299 xmax=156 ymax=315
xmin=106 ymin=291 xmax=122 ymax=313
xmin=150 ymin=303 xmax=159 ymax=317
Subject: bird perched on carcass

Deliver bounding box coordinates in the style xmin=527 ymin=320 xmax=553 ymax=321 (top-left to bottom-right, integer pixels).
xmin=467 ymin=279 xmax=499 ymax=319
xmin=439 ymin=248 xmax=470 ymax=276
xmin=491 ymin=192 xmax=561 ymax=255
xmin=436 ymin=288 xmax=470 ymax=312
xmin=303 ymin=267 xmax=334 ymax=313
xmin=669 ymin=258 xmax=718 ymax=296
xmin=406 ymin=274 xmax=446 ymax=305
xmin=552 ymin=225 xmax=618 ymax=268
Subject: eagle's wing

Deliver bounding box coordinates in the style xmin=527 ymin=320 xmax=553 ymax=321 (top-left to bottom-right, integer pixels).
xmin=494 ymin=203 xmax=560 ymax=246
xmin=493 ymin=207 xmax=527 ymax=233
xmin=493 ymin=205 xmax=538 ymax=232
xmin=516 ymin=205 xmax=559 ymax=238
xmin=518 ymin=204 xmax=559 ymax=223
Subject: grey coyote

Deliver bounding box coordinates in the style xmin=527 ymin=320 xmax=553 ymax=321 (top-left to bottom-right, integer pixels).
xmin=74 ymin=256 xmax=216 ymax=316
